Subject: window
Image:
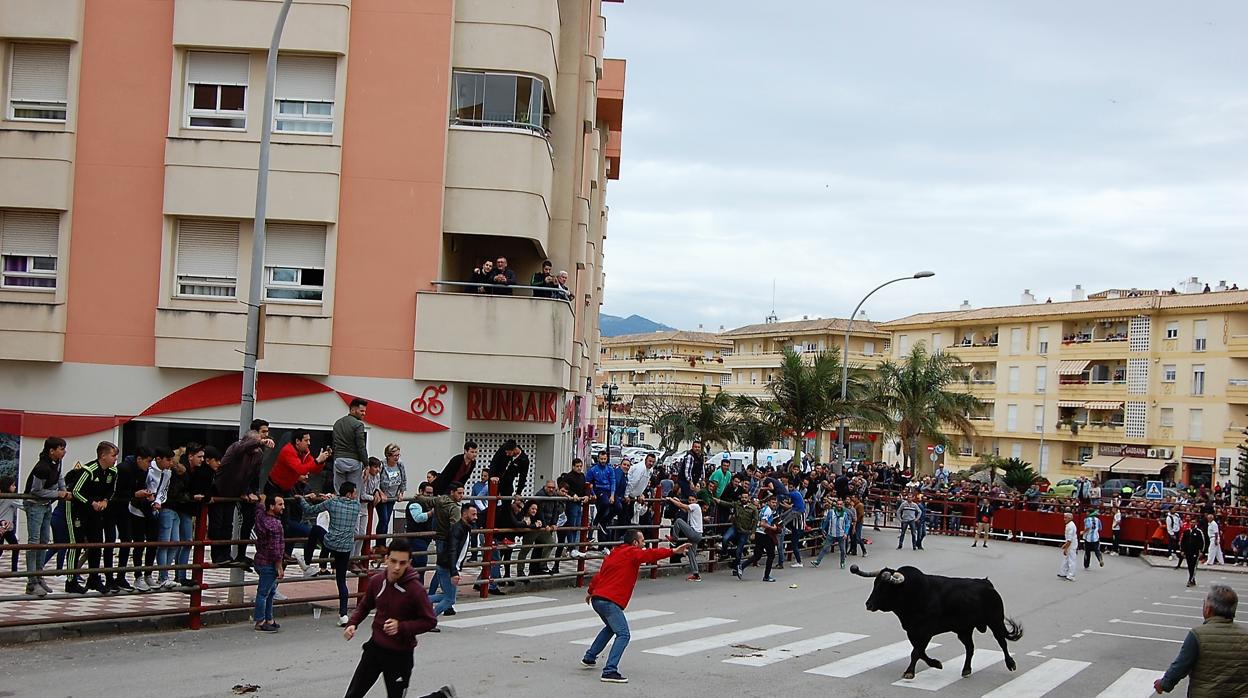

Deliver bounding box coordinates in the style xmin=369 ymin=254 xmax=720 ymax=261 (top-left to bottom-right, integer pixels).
xmin=898 ymin=334 xmax=910 ymax=354
xmin=1007 ymin=366 xmax=1020 ymax=393
xmin=1034 ymin=366 xmax=1047 ymax=393
xmin=186 ymin=51 xmax=249 ymax=129
xmin=1160 ymin=407 xmax=1174 ymax=427
xmin=1009 ymin=327 xmax=1023 ymax=355
xmin=805 ymin=342 xmax=817 ymax=352
xmin=263 ymin=223 xmax=326 ymax=302
xmin=863 ymin=341 xmax=875 ymax=356
xmin=1188 ymin=409 xmax=1203 ymax=440
xmin=274 ymin=54 xmax=335 ymax=133
xmin=1078 ymin=445 xmax=1093 ymax=462
xmin=750 ymin=371 xmax=758 ymax=385
xmin=1165 ymin=321 xmax=1178 ymax=340
xmin=1011 ymin=443 xmax=1022 ymax=460
xmin=1193 ymin=319 xmax=1207 ymax=352
xmin=1 ymin=210 xmax=59 ymax=290
xmin=1033 ymin=405 xmax=1044 ymax=433
xmin=1037 ymin=326 xmax=1049 ymax=355
xmin=720 ymin=375 xmax=730 ymax=386
xmin=8 ymin=43 xmax=70 ymax=121
xmin=1006 ymin=404 xmax=1018 ymax=432
xmin=450 ymin=71 xmax=550 ymax=135
xmin=1191 ymin=364 xmax=1205 ymax=396
xmin=930 ymin=333 xmax=943 ymax=353
xmin=175 ymin=219 xmax=239 ymax=298
xmin=1162 ymin=364 xmax=1176 ymax=383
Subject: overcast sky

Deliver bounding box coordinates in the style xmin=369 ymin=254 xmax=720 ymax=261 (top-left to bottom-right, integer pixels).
xmin=598 ymin=1 xmax=1248 ymax=331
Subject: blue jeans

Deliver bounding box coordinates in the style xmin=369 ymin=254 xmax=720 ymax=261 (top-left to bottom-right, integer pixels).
xmin=253 ymin=563 xmax=277 ymax=622
xmin=411 ymin=537 xmax=430 ymax=584
xmin=562 ymin=503 xmax=583 ymax=546
xmin=585 ymin=597 xmax=630 ymax=675
xmin=23 ymin=502 xmax=53 ymax=579
xmin=898 ymin=520 xmax=918 ymax=549
xmin=428 ymin=566 xmax=458 ymax=616
xmin=285 ymin=519 xmax=311 ymax=556
xmin=157 ymin=509 xmax=181 ymax=582
xmin=787 ymin=528 xmax=803 ymax=563
xmin=174 ymin=512 xmax=193 ymax=581
xmin=374 ymin=501 xmax=395 ymax=548
xmin=816 ymin=534 xmax=847 ymax=566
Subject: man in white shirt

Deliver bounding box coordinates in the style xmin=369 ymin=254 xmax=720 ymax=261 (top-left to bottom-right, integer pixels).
xmin=1058 ymin=512 xmax=1078 ymax=581
xmin=665 ymin=495 xmax=704 ymax=581
xmin=1110 ymin=506 xmax=1123 ymax=555
xmin=624 ymin=456 xmax=650 ymax=525
xmin=1164 ymin=509 xmax=1182 ymax=559
xmin=1206 ymin=514 xmax=1225 ymax=565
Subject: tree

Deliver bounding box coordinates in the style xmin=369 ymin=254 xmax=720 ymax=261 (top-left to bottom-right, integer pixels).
xmin=655 ymin=386 xmax=736 ymax=452
xmin=870 ymin=344 xmax=981 ymax=474
xmin=765 ymin=348 xmax=842 ymax=461
xmin=1001 ymin=458 xmax=1042 ymax=493
xmin=628 ymin=386 xmax=699 ymax=455
xmin=733 ymin=395 xmax=782 ymax=462
xmin=1237 ymin=427 xmax=1247 ymax=506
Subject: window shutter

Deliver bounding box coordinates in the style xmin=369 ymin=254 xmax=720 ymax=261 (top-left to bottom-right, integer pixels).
xmin=177 ymin=220 xmax=239 ymax=277
xmin=264 ymin=223 xmax=326 ymax=268
xmin=187 ymin=51 xmax=249 ymax=86
xmin=275 ymin=55 xmax=335 ymax=101
xmin=10 ymin=43 xmax=71 ymax=102
xmin=1 ymin=210 xmax=60 ymax=256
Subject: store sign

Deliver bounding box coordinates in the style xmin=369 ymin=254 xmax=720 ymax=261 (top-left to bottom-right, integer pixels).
xmin=1098 ymin=444 xmax=1152 ymax=458
xmin=467 ymin=387 xmax=559 ymax=423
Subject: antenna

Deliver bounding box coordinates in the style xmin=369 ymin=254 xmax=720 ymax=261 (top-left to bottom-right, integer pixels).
xmin=765 ymin=279 xmax=778 ymax=323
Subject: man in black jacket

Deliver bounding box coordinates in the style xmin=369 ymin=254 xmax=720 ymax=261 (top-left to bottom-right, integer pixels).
xmin=432 ymin=441 xmax=477 ymax=496
xmin=109 ymin=447 xmax=153 ymax=592
xmin=215 ymin=428 xmax=274 ymax=567
xmin=430 ymin=504 xmax=476 ymax=618
xmin=531 ymin=481 xmax=565 ymax=575
xmin=69 ymin=441 xmax=119 ymax=594
xmin=490 ymin=257 xmax=517 ymax=295
xmin=489 ymin=441 xmax=529 ymax=501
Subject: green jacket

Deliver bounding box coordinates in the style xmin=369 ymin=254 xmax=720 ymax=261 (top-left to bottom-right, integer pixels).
xmin=413 ymin=494 xmax=461 ymax=542
xmin=1188 ymin=616 xmax=1248 ymax=697
xmin=729 ymin=501 xmax=759 ymax=533
xmin=331 ymin=413 xmax=368 ymax=463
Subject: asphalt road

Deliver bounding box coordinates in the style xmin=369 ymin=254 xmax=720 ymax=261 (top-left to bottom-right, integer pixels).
xmin=7 ymin=532 xmax=1244 ymax=698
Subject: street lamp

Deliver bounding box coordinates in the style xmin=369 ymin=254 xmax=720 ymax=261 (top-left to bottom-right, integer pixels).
xmin=603 ymin=382 xmax=619 ymax=448
xmin=837 ymin=271 xmax=935 ymax=469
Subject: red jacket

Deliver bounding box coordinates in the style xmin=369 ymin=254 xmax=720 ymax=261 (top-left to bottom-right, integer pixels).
xmin=268 ymin=443 xmax=323 ymax=492
xmin=588 ymin=544 xmax=673 ymax=609
xmin=348 ymin=567 xmax=437 ymax=652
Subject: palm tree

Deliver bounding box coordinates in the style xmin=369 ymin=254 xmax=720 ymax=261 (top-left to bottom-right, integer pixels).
xmin=733 ymin=395 xmax=782 ymax=463
xmin=765 ymin=347 xmax=842 ymax=460
xmin=1001 ymin=458 xmax=1042 ymax=493
xmin=655 ymin=386 xmax=736 ymax=452
xmin=871 ymin=344 xmax=980 ymax=473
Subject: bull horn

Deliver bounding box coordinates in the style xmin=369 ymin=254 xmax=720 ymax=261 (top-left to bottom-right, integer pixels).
xmin=886 ymin=572 xmax=905 ymax=585
xmin=849 ymin=565 xmax=881 ymax=578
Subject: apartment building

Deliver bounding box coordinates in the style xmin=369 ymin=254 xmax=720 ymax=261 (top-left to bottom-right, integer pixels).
xmin=882 ymin=290 xmax=1248 ymax=487
xmin=0 ymin=0 xmax=626 ymax=493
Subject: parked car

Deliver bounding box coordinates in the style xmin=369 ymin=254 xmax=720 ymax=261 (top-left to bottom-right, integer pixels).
xmin=1044 ymin=478 xmax=1079 ymax=498
xmin=1100 ymin=478 xmax=1143 ymax=499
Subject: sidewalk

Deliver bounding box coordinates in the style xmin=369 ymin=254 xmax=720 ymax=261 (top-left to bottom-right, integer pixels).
xmin=1139 ymin=553 xmax=1248 ymax=575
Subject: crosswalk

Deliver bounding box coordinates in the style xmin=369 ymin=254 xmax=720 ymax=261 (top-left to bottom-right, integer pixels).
xmin=444 ymin=595 xmax=1169 ymax=696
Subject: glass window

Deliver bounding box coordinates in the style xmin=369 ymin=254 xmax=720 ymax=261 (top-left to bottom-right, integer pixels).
xmin=1160 ymin=407 xmax=1174 ymax=427
xmin=1192 ymin=365 xmax=1205 ymax=396
xmin=1035 ymin=366 xmax=1047 ymax=392
xmin=1037 ymin=326 xmax=1049 ymax=355
xmin=1165 ymin=321 xmax=1179 ymax=340
xmin=450 ymin=71 xmax=549 ymax=135
xmin=1007 ymin=366 xmax=1020 ymax=393
xmin=1009 ymin=327 xmax=1023 ymax=355
xmin=483 ymin=74 xmax=516 ymax=124
xmin=1189 ymin=409 xmax=1203 ymax=440
xmin=1162 ymin=364 xmax=1176 ymax=382
xmin=453 ymin=72 xmax=484 ymax=121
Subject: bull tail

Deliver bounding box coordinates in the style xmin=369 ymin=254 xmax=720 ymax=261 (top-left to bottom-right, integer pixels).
xmin=1002 ymin=617 xmax=1024 ymax=642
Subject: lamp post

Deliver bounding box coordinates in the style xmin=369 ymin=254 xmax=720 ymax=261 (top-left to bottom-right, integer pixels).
xmin=603 ymin=382 xmax=619 ymax=449
xmin=837 ymin=271 xmax=935 ymax=470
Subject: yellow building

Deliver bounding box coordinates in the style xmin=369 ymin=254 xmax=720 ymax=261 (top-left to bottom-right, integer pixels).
xmin=882 ymin=290 xmax=1248 ymax=487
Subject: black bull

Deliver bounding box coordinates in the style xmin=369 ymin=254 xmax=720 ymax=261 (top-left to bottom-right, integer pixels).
xmin=850 ymin=564 xmax=1023 ymax=680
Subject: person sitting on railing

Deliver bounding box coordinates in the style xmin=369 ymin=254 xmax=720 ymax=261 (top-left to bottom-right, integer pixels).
xmin=490 ymin=256 xmax=517 ymax=295
xmin=468 ymin=259 xmax=494 ymax=294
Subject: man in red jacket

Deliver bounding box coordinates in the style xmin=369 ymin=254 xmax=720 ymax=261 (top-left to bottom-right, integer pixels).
xmin=582 ymin=529 xmax=689 ymax=683
xmin=265 ymin=429 xmax=331 ymax=497
xmin=343 ymin=538 xmax=455 ymax=698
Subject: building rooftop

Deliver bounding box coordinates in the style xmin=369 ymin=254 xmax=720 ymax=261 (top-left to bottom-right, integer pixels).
xmin=601 ymin=330 xmax=731 ymax=346
xmin=882 ymin=289 xmax=1248 ymax=328
xmin=723 ymin=317 xmax=887 ymax=337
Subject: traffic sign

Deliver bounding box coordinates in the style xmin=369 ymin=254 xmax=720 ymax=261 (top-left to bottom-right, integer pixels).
xmin=929 ymin=453 xmax=939 ymax=463
xmin=926 ymin=445 xmax=935 ymax=452
xmin=934 ymin=445 xmax=945 ymax=455
xmin=1145 ymin=480 xmax=1163 ymax=500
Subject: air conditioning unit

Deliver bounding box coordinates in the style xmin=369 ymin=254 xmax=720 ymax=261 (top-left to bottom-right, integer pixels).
xmin=1146 ymin=448 xmax=1158 ymax=458
xmin=1157 ymin=448 xmax=1174 ymax=460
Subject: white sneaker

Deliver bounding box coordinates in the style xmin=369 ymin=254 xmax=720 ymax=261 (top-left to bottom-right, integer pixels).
xmin=304 ymin=565 xmax=319 ymax=578
xmin=790 ymin=562 xmax=803 ymax=568
xmin=274 ymin=591 xmax=288 ymax=601
xmin=338 ymin=615 xmax=350 ymax=627
xmin=569 ymin=550 xmax=585 ymax=559
xmin=134 ymin=577 xmax=151 ymax=592
xmin=161 ymin=579 xmax=178 ymax=590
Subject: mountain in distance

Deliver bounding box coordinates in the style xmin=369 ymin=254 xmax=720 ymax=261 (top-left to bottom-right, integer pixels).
xmin=599 ymin=313 xmax=674 ymax=337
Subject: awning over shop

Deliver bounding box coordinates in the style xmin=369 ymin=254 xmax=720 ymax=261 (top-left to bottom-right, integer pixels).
xmin=1086 ymin=401 xmax=1124 ymax=410
xmin=1082 ymin=456 xmax=1122 ymax=470
xmin=1110 ymin=457 xmax=1163 ymax=475
xmin=1057 ymin=400 xmax=1085 ymax=408
xmin=1057 ymin=360 xmax=1091 ymax=376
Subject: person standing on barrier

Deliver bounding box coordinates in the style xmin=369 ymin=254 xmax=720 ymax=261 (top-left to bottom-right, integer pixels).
xmin=587 ymin=451 xmax=617 ymax=545
xmin=22 ymin=436 xmax=69 ymax=597
xmin=300 ymin=482 xmax=362 ymax=625
xmin=69 ymin=441 xmax=119 ymax=595
xmin=1082 ymin=509 xmax=1104 ymax=569
xmin=217 ymin=426 xmax=274 ymax=569
xmin=580 ymin=529 xmax=689 ymax=684
xmin=333 ymin=399 xmax=370 ymax=494
xmin=252 ymin=494 xmax=285 ymax=632
xmin=343 ymin=538 xmax=452 ymax=698
xmin=676 ymin=441 xmax=705 ymax=499
xmin=665 ymin=494 xmax=704 ymax=581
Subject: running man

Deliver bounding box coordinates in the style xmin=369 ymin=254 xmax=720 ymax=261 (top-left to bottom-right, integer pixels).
xmin=343 ymin=538 xmax=455 ymax=698
xmin=581 ymin=529 xmax=689 ymax=683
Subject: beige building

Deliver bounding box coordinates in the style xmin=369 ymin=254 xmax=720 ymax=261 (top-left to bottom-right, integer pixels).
xmin=0 ymin=0 xmax=627 ymax=492
xmin=883 ymin=289 xmax=1248 ymax=487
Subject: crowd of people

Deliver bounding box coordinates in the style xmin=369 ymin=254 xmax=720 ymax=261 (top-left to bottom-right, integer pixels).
xmin=466 ymin=257 xmax=570 ymax=299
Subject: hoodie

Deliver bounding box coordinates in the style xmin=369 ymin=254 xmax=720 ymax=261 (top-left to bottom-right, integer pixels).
xmin=348 ymin=567 xmax=438 ymax=652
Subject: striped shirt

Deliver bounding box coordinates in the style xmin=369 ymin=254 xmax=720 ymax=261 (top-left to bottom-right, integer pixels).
xmin=301 ymin=497 xmax=361 ymax=553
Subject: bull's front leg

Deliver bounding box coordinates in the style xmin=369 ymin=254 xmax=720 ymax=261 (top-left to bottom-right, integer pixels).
xmin=957 ymin=630 xmax=975 ymax=677
xmin=903 ymin=631 xmax=941 ymax=679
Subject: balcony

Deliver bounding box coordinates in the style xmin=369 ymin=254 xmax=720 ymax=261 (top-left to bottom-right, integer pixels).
xmin=965 ymin=381 xmax=997 ymax=399
xmin=452 ymin=0 xmax=560 ymax=96
xmin=413 ymin=290 xmax=573 ymax=390
xmin=1228 ymin=378 xmax=1248 ymax=403
xmin=1230 ymin=335 xmax=1248 ymax=358
xmin=721 ymin=350 xmax=885 ymax=371
xmin=946 ymin=343 xmax=999 ymax=362
xmin=0 ymin=300 xmax=65 ymax=362
xmin=1056 ymin=337 xmax=1130 ymax=360
xmin=1057 ymin=379 xmax=1127 ymax=401
xmin=443 ymin=128 xmax=554 ymax=255
xmin=0 ymin=130 xmax=75 ymax=211
xmin=154 ymin=307 xmax=331 ymax=374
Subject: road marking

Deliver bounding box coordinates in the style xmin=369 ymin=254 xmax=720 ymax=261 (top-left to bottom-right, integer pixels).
xmin=451 ymin=596 xmax=556 ymax=613
xmin=1133 ymin=609 xmax=1201 ymax=620
xmin=1153 ymin=602 xmax=1202 ymax=609
xmin=644 ymin=624 xmax=800 ymax=657
xmin=981 ymin=657 xmax=1091 ymax=698
xmin=1057 ymin=639 xmax=1071 ymax=644
xmin=440 ymin=603 xmax=589 ymax=629
xmin=499 ymin=609 xmax=672 ymax=637
xmin=1042 ymin=645 xmax=1057 ymax=650
xmin=1110 ymin=619 xmax=1191 ymax=631
xmin=1086 ymin=630 xmax=1182 ymax=644
xmin=1094 ymin=668 xmax=1163 ymax=698
xmin=723 ymin=632 xmax=867 ymax=667
xmin=1025 ymin=651 xmax=1046 ymax=658
xmin=1071 ymin=633 xmax=1084 ymax=638
xmin=806 ymin=641 xmax=942 ymax=678
xmin=570 ymin=617 xmax=736 ymax=645
xmin=893 ymin=650 xmax=1003 ymax=691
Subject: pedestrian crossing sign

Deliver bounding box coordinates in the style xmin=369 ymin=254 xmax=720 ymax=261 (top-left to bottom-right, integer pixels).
xmin=1145 ymin=480 xmax=1163 ymax=500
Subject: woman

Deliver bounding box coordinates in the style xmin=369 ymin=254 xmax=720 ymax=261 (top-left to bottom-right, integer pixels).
xmin=164 ymin=445 xmax=204 ymax=589
xmin=972 ymin=497 xmax=993 ymax=548
xmin=1176 ymin=517 xmax=1206 ymax=588
xmin=375 ymin=443 xmax=407 ymax=550
xmin=514 ymin=500 xmax=545 ymax=582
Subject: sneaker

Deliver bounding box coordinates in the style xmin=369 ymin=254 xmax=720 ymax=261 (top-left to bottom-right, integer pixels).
xmin=443 ymin=607 xmax=457 ymax=616
xmin=338 ymin=615 xmax=350 ymax=627
xmin=435 ymin=686 xmax=457 ymax=698
xmin=488 ymin=585 xmax=506 ymax=596
xmin=790 ymin=562 xmax=803 ymax=568
xmin=26 ymin=585 xmax=47 ymax=598
xmin=134 ymin=577 xmax=151 ymax=592
xmin=811 ymin=560 xmax=821 ymax=568
xmin=1099 ymin=559 xmax=1105 ymax=568
xmin=840 ymin=560 xmax=846 ymax=569
xmin=143 ymin=574 xmax=157 ymax=590
xmin=160 ymin=579 xmax=178 ymax=590
xmin=36 ymin=577 xmax=53 ymax=594
xmin=686 ymin=574 xmax=701 ymax=582
xmin=87 ymin=578 xmax=110 ymax=595
xmin=762 ymin=576 xmax=777 ymax=583
xmin=731 ymin=567 xmax=741 ymax=578
xmin=600 ymin=672 xmax=629 ymax=684
xmin=273 ymin=591 xmax=288 ymax=601
xmin=428 ymin=627 xmax=441 ymax=633
xmin=65 ymin=579 xmax=89 ymax=595
xmin=580 ymin=658 xmax=596 ymax=669
xmin=255 ymin=622 xmax=279 ymax=632
xmin=569 ymin=549 xmax=585 ymax=559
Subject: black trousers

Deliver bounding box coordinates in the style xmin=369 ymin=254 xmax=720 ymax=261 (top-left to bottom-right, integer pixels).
xmin=109 ymin=505 xmax=133 ymax=582
xmin=344 ymin=640 xmax=415 ymax=698
xmin=746 ymin=532 xmax=777 ymax=576
xmin=208 ymin=502 xmax=235 ymax=564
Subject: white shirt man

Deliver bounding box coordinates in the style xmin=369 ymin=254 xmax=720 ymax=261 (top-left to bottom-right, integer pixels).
xmin=1207 ymin=516 xmax=1225 ymax=565
xmin=1058 ymin=513 xmax=1078 ymax=581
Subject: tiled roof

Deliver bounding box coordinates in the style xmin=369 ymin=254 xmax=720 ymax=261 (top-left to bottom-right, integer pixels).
xmin=602 ymin=330 xmax=730 ymax=346
xmin=723 ymin=317 xmax=886 ymax=337
xmin=881 ymin=290 xmax=1248 ymax=328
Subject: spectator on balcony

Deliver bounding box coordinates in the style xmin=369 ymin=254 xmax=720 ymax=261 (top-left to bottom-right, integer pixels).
xmin=531 ymin=260 xmax=556 ymax=298
xmin=469 ymin=259 xmax=494 ymax=294
xmin=490 ymin=256 xmax=517 ymax=296
xmin=552 ymin=270 xmax=572 ymax=301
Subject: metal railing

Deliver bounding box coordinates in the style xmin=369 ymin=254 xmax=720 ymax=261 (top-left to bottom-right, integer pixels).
xmin=430 ymin=280 xmax=572 ymax=303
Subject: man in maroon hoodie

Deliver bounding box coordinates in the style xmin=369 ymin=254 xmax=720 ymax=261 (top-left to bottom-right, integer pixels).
xmin=581 ymin=529 xmax=689 ymax=684
xmin=343 ymin=538 xmax=455 ymax=698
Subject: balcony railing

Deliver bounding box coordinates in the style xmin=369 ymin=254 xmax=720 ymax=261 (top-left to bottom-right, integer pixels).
xmin=432 ymin=280 xmax=572 ymax=304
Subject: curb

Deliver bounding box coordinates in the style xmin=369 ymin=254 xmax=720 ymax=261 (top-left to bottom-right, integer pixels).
xmin=0 ymin=601 xmax=317 ymax=645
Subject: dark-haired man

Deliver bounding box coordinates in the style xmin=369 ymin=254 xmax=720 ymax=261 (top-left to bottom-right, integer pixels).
xmin=430 ymin=504 xmax=477 ymax=618
xmin=433 ymin=441 xmax=478 ymax=496
xmin=334 ymin=399 xmax=370 ymax=493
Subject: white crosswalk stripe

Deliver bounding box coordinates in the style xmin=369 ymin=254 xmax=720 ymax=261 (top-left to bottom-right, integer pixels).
xmin=439 ymin=602 xmax=590 ymax=629
xmin=499 ymin=609 xmax=672 ymax=637
xmin=452 ymin=596 xmax=556 ymax=613
xmin=981 ymin=658 xmax=1091 ymax=698
xmin=806 ymin=640 xmax=942 ymax=678
xmin=1093 ymin=667 xmax=1163 ymax=698
xmin=894 ymin=650 xmax=1003 ymax=691
xmin=644 ymin=624 xmax=801 ymax=657
xmin=723 ymin=632 xmax=867 ymax=667
xmin=570 ymin=617 xmax=736 ymax=646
